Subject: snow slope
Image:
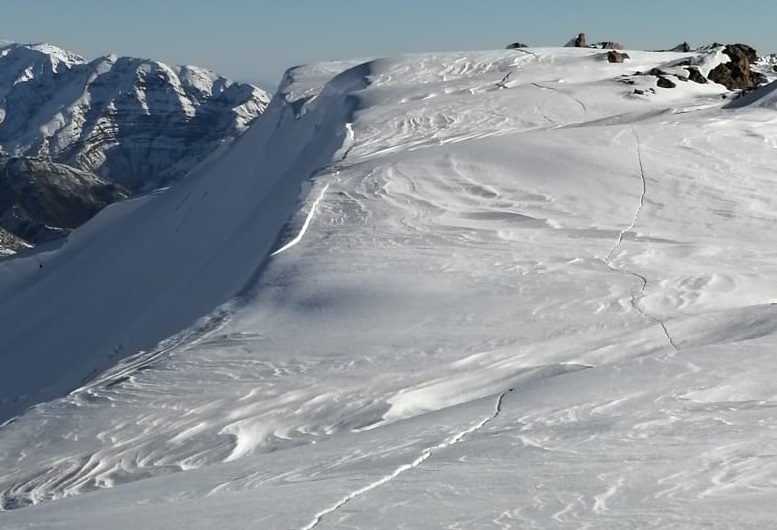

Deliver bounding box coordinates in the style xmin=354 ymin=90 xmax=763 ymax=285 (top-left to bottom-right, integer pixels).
xmin=1 ymin=47 xmax=777 ymax=529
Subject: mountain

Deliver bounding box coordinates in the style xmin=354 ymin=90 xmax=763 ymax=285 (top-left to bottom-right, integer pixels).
xmin=0 ymin=155 xmax=129 ymax=244
xmin=0 ymin=41 xmax=270 ymax=252
xmin=1 ymin=46 xmax=776 ymax=528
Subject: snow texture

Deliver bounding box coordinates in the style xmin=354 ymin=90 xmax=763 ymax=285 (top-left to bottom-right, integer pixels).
xmin=1 ymin=47 xmax=777 ymax=529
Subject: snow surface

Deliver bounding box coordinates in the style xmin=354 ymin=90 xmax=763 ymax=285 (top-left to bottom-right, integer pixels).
xmin=1 ymin=47 xmax=777 ymax=529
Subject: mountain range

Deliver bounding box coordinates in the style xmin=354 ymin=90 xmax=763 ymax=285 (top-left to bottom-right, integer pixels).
xmin=0 ymin=41 xmax=269 ymax=251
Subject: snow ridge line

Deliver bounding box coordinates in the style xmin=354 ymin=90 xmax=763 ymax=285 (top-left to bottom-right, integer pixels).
xmin=602 ymin=128 xmax=679 ymax=352
xmin=301 ymin=392 xmax=508 ymax=530
xmin=271 ymin=182 xmax=331 ymax=257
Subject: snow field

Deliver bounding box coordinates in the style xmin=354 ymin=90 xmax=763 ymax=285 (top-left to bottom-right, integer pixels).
xmin=1 ymin=47 xmax=777 ymax=529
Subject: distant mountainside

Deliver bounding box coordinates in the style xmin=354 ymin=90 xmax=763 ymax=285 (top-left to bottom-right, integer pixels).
xmin=0 ymin=41 xmax=270 ymax=252
xmin=0 ymin=155 xmax=129 ymax=244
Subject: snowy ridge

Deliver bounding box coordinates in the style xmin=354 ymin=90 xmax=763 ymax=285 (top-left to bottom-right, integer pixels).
xmin=1 ymin=47 xmax=777 ymax=529
xmin=0 ymin=59 xmax=370 ymax=428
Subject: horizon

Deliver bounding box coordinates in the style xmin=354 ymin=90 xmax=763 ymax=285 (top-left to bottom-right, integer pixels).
xmin=2 ymin=1 xmax=777 ymax=90
xmin=0 ymin=0 xmax=777 ymax=90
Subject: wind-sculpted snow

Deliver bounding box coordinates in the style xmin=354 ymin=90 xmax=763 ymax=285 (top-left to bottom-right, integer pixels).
xmin=1 ymin=48 xmax=777 ymax=529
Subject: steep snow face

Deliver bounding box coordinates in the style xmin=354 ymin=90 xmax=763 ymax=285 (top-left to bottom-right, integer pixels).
xmin=2 ymin=48 xmax=777 ymax=529
xmin=0 ymin=42 xmax=270 ymax=191
xmin=0 ymin=58 xmax=368 ymax=426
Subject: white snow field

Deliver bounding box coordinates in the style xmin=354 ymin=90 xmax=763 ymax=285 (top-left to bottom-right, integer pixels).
xmin=2 ymin=47 xmax=777 ymax=529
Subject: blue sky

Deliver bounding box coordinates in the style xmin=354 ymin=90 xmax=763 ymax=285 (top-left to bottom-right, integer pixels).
xmin=2 ymin=0 xmax=776 ymax=90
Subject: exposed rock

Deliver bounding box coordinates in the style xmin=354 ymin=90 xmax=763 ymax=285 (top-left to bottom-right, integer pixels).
xmin=708 ymin=44 xmax=766 ymax=90
xmin=596 ymin=42 xmax=624 ymax=50
xmin=670 ymin=42 xmax=691 ymax=53
xmin=657 ymin=76 xmax=677 ymax=89
xmin=635 ymin=68 xmax=669 ymax=77
xmin=607 ymin=51 xmax=630 ymax=63
xmin=687 ymin=67 xmax=708 ymax=84
xmin=0 ymin=156 xmax=129 ymax=244
xmin=506 ymin=42 xmax=530 ymax=49
xmin=0 ymin=226 xmax=28 ymax=256
xmin=565 ymin=33 xmax=586 ymax=48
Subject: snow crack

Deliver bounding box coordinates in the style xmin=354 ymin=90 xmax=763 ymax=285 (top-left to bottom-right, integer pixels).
xmin=605 ymin=128 xmax=646 ymax=263
xmin=301 ymin=392 xmax=507 ymax=530
xmin=603 ymin=128 xmax=678 ymax=352
xmin=271 ymin=183 xmax=330 ymax=257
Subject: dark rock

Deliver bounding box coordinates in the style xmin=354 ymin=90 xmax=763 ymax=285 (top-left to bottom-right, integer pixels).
xmin=687 ymin=67 xmax=708 ymax=84
xmin=671 ymin=42 xmax=691 ymax=53
xmin=607 ymin=51 xmax=630 ymax=63
xmin=708 ymin=43 xmax=766 ymax=90
xmin=657 ymin=77 xmax=677 ymax=89
xmin=597 ymin=42 xmax=624 ymax=50
xmin=633 ymin=89 xmax=645 ymax=95
xmin=566 ymin=33 xmax=586 ymax=48
xmin=506 ymin=42 xmax=530 ymax=49
xmin=0 ymin=226 xmax=28 ymax=256
xmin=636 ymin=68 xmax=668 ymax=77
xmin=0 ymin=156 xmax=129 ymax=244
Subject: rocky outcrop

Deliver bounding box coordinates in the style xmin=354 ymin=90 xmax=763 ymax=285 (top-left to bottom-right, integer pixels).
xmin=0 ymin=156 xmax=129 ymax=244
xmin=506 ymin=42 xmax=530 ymax=49
xmin=708 ymin=44 xmax=766 ymax=90
xmin=656 ymin=77 xmax=677 ymax=89
xmin=0 ymin=226 xmax=28 ymax=256
xmin=687 ymin=67 xmax=707 ymax=84
xmin=668 ymin=42 xmax=691 ymax=53
xmin=0 ymin=42 xmax=270 ymax=192
xmin=565 ymin=33 xmax=586 ymax=48
xmin=595 ymin=42 xmax=624 ymax=50
xmin=607 ymin=51 xmax=630 ymax=63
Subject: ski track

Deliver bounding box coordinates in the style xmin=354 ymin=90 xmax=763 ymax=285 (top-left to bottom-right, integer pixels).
xmin=603 ymin=128 xmax=679 ymax=352
xmin=302 ymin=392 xmax=508 ymax=530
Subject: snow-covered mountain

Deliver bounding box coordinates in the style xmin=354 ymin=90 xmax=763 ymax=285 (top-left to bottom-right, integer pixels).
xmin=0 ymin=42 xmax=269 ymax=191
xmin=0 ymin=41 xmax=270 ymax=253
xmin=1 ymin=45 xmax=776 ymax=529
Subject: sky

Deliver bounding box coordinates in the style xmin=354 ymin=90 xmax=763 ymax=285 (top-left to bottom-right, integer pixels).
xmin=2 ymin=0 xmax=776 ymax=91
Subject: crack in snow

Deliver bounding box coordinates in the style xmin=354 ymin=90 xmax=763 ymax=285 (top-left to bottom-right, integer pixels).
xmin=301 ymin=392 xmax=507 ymax=530
xmin=271 ymin=182 xmax=331 ymax=257
xmin=604 ymin=128 xmax=646 ymax=264
xmin=531 ymin=82 xmax=588 ymax=116
xmin=603 ymin=128 xmax=678 ymax=352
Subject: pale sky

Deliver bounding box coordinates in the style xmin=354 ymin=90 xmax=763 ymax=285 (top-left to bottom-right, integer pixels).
xmin=2 ymin=0 xmax=775 ymax=91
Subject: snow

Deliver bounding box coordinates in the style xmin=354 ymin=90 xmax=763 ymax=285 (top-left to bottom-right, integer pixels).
xmin=1 ymin=46 xmax=777 ymax=529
